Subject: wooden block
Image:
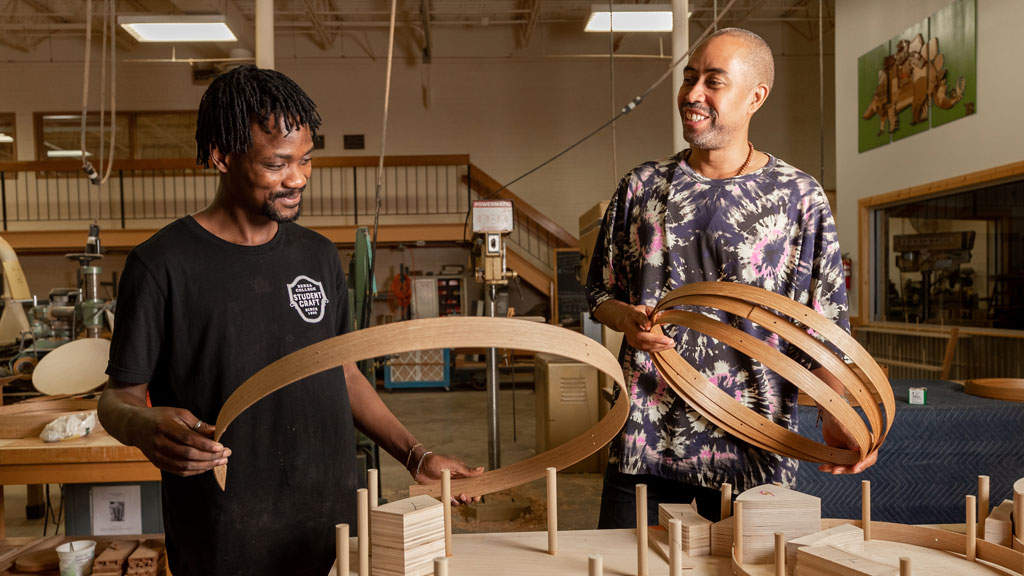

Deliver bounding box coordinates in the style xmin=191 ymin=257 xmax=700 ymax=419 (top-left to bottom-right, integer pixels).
xmin=370 ymin=495 xmax=445 ymax=576
xmin=13 ymin=548 xmax=58 ymax=572
xmin=786 ymin=523 xmax=862 ymax=575
xmin=711 ymin=515 xmax=734 ymax=558
xmin=983 ymin=499 xmax=1014 ymax=547
xmin=796 ymin=544 xmax=898 ymax=576
xmin=658 ymin=501 xmax=711 ymax=557
xmin=736 ymin=484 xmax=820 ymax=565
xmin=647 ymin=525 xmax=697 ymax=570
xmin=94 ymin=540 xmax=138 ymax=570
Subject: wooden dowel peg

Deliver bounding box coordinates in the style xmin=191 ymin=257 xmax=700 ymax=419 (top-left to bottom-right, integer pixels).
xmin=734 ymin=500 xmax=744 ymax=566
xmin=433 ymin=557 xmax=448 ymax=576
xmin=335 ymin=523 xmax=349 ymax=576
xmin=721 ymin=482 xmax=733 ymax=520
xmin=636 ymin=483 xmax=648 ymax=576
xmin=442 ymin=469 xmax=453 ymax=557
xmin=589 ymin=554 xmax=603 ymax=576
xmin=1016 ymin=491 xmax=1024 ymax=543
xmin=899 ymin=556 xmax=911 ymax=575
xmin=978 ymin=475 xmax=990 ymax=539
xmin=774 ymin=532 xmax=785 ymax=576
xmin=357 ymin=488 xmax=369 ymax=576
xmin=547 ymin=467 xmax=558 ymax=556
xmin=862 ymin=480 xmax=871 ymax=541
xmin=368 ymin=468 xmax=378 ymax=510
xmin=966 ymin=494 xmax=977 ymax=561
xmin=669 ymin=518 xmax=683 ymax=576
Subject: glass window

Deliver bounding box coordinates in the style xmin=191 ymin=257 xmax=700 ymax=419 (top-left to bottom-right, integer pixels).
xmin=874 ymin=179 xmax=1024 ymax=329
xmin=37 ymin=113 xmax=131 ymax=160
xmin=35 ymin=111 xmax=197 ymax=160
xmin=134 ymin=111 xmax=198 ymax=159
xmin=0 ymin=113 xmax=15 ymax=161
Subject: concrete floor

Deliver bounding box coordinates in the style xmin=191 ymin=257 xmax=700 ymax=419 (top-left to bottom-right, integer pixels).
xmin=3 ymin=384 xmax=606 ymax=539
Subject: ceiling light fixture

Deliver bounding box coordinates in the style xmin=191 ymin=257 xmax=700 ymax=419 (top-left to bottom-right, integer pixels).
xmin=119 ymin=15 xmax=237 ymax=43
xmin=48 ymin=150 xmax=92 ymax=158
xmin=585 ymin=4 xmax=673 ymax=33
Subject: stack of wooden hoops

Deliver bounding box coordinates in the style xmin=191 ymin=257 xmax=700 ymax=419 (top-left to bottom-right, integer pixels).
xmin=211 ymin=282 xmax=894 ymax=495
xmin=650 ymin=282 xmax=894 ymax=468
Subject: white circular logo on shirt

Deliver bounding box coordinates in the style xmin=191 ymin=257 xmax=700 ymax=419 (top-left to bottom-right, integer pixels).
xmin=286 ymin=275 xmax=329 ymax=323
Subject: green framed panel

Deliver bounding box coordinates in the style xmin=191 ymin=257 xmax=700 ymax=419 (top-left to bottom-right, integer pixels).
xmin=890 ymin=19 xmax=931 ymax=142
xmin=858 ymin=42 xmax=891 ymax=153
xmin=929 ymin=0 xmax=976 ymax=129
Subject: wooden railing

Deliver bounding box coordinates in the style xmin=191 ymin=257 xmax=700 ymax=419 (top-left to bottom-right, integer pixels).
xmin=0 ymin=155 xmax=578 ymax=294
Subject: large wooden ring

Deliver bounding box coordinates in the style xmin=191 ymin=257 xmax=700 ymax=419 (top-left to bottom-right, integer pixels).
xmin=650 ymin=282 xmax=894 ymax=467
xmin=212 ymin=317 xmax=626 ymax=495
xmin=963 ymin=379 xmax=1024 ymax=402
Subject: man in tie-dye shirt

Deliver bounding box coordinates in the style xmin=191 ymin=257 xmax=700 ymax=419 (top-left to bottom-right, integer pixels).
xmin=586 ymin=28 xmax=874 ymax=529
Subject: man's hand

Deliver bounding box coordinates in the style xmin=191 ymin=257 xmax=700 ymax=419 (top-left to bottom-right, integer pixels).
xmin=818 ymin=411 xmax=875 ymax=474
xmin=126 ymin=406 xmax=231 ymax=477
xmin=414 ymin=452 xmax=484 ymax=504
xmin=617 ymin=304 xmax=675 ymax=352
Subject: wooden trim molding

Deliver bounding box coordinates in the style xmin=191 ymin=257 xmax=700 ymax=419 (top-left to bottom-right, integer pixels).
xmin=651 ymin=282 xmax=893 ymax=468
xmin=211 ymin=317 xmax=626 ymax=494
xmin=856 ymin=159 xmax=1024 ymax=327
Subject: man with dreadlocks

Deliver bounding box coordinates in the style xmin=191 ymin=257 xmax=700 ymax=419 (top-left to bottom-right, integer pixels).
xmin=98 ymin=65 xmax=481 ymax=575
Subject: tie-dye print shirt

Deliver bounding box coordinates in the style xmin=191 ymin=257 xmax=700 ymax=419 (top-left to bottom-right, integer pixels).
xmin=585 ymin=151 xmax=850 ymax=493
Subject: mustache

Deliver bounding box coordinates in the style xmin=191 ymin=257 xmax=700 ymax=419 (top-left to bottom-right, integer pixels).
xmin=270 ymin=188 xmax=304 ymax=200
xmin=681 ymin=102 xmax=715 ymax=118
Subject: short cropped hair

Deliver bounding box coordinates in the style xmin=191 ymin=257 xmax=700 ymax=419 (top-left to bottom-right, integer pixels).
xmin=703 ymin=27 xmax=775 ymax=90
xmin=195 ymin=65 xmax=321 ymax=168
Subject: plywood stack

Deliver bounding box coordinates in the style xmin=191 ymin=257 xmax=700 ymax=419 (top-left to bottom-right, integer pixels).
xmin=735 ymin=485 xmax=821 ymax=565
xmin=983 ymin=499 xmax=1014 ymax=547
xmin=92 ymin=540 xmax=139 ymax=576
xmin=795 ymin=545 xmax=897 ymax=576
xmin=658 ymin=501 xmax=711 ymax=557
xmin=710 ymin=515 xmax=734 ymax=558
xmin=786 ymin=524 xmax=863 ymax=575
xmin=370 ymin=495 xmax=444 ymax=576
xmin=126 ymin=540 xmax=165 ymax=576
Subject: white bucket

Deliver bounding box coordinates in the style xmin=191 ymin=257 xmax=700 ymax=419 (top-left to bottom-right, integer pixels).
xmin=55 ymin=540 xmax=97 ymax=576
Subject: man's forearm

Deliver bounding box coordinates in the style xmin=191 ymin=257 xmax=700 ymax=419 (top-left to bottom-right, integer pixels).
xmin=593 ymin=299 xmax=629 ymax=331
xmin=344 ymin=363 xmax=421 ymax=471
xmin=97 ymin=382 xmax=150 ymax=447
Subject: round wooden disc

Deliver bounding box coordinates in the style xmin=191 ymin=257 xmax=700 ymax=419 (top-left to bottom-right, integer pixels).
xmin=15 ymin=549 xmax=59 ymax=572
xmin=32 ymin=337 xmax=111 ymax=396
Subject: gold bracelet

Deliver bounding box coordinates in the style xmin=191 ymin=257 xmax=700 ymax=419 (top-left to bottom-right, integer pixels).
xmin=405 ymin=443 xmax=423 ymax=469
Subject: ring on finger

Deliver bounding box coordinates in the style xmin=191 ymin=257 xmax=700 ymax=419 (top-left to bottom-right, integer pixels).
xmin=193 ymin=420 xmax=204 ymax=431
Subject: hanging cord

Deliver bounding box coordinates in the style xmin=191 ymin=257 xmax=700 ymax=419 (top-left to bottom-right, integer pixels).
xmin=363 ymin=0 xmax=398 ymax=330
xmin=388 ymin=266 xmax=412 ymax=317
xmin=471 ymin=0 xmax=738 ymax=205
xmin=80 ymin=0 xmax=117 ymax=193
xmin=818 ymin=0 xmax=825 ymax=186
xmin=608 ymin=1 xmax=617 ymax=181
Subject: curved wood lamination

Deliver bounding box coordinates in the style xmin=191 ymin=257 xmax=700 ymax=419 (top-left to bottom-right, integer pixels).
xmin=212 ymin=317 xmax=626 ymax=492
xmin=964 ymin=379 xmax=1024 ymax=402
xmin=650 ymin=282 xmax=894 ymax=468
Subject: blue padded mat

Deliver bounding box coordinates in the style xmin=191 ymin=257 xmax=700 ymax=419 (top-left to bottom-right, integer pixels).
xmin=794 ymin=378 xmax=1024 ymax=524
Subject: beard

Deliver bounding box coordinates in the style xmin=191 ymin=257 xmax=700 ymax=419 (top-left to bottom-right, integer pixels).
xmin=262 ymin=189 xmax=303 ymax=223
xmin=681 ymin=103 xmax=736 ymax=150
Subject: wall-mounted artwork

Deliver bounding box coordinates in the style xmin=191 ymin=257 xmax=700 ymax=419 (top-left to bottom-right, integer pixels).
xmin=857 ymin=0 xmax=976 ymax=152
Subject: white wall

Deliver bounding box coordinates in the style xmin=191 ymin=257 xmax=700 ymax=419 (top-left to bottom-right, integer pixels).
xmin=835 ymin=0 xmax=1024 ymax=317
xmin=1 ymin=19 xmax=835 ymax=239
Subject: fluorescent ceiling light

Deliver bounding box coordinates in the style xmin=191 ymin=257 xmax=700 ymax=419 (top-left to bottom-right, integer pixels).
xmin=119 ymin=15 xmax=237 ymax=42
xmin=585 ymin=4 xmax=673 ymax=32
xmin=47 ymin=150 xmax=91 ymax=158
xmin=0 ymin=133 xmax=13 ymax=143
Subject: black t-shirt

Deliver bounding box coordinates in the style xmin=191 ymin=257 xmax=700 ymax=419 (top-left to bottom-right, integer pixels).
xmin=107 ymin=216 xmax=357 ymax=576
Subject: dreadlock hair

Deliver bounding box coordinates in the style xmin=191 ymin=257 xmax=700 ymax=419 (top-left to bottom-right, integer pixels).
xmin=195 ymin=65 xmax=322 ymax=168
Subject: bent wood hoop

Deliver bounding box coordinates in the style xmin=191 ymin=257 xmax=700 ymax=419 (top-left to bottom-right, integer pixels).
xmin=650 ymin=282 xmax=894 ymax=467
xmin=963 ymin=379 xmax=1024 ymax=403
xmin=212 ymin=317 xmax=626 ymax=493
